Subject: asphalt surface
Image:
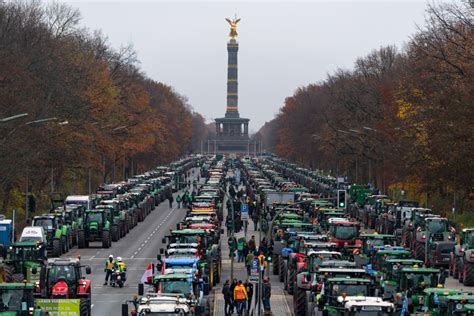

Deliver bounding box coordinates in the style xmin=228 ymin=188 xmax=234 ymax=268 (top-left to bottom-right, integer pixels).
xmin=60 ymin=169 xmax=200 ymax=316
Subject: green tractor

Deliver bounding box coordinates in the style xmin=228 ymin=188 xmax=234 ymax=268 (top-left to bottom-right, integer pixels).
xmin=354 ymin=233 xmax=397 ymax=267
xmin=95 ymin=202 xmax=123 ymax=242
xmin=1 ymin=242 xmax=44 ymax=283
xmin=312 ymin=277 xmax=375 ymax=315
xmin=416 ymin=287 xmax=462 ymax=316
xmin=0 ymin=283 xmax=47 ymax=315
xmin=32 ymin=214 xmax=65 ymax=257
xmin=414 ymin=217 xmax=455 ymax=264
xmin=446 ymin=294 xmax=474 ymax=314
xmin=77 ymin=209 xmax=112 ymax=249
xmin=377 ymin=258 xmax=423 ymax=300
xmin=396 ymin=267 xmax=440 ymax=313
xmin=63 ymin=205 xmax=85 ymax=247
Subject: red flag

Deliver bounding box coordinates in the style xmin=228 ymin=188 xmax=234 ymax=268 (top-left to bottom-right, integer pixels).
xmin=141 ymin=262 xmax=153 ymax=284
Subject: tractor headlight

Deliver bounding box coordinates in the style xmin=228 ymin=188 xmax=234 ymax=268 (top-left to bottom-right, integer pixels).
xmin=456 ymin=303 xmax=463 ymax=310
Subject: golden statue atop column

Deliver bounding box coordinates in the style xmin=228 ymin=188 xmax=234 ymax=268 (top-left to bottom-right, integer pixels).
xmin=226 ymin=16 xmax=241 ymax=39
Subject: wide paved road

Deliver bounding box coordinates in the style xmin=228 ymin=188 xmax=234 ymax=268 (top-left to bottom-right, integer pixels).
xmin=61 ymin=171 xmax=199 ymax=315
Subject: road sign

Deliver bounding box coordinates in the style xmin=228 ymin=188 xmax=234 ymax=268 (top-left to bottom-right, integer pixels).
xmin=241 ymin=203 xmax=249 ymax=220
xmin=35 ymin=298 xmax=81 ymax=315
xmin=250 ymin=258 xmax=259 ymax=281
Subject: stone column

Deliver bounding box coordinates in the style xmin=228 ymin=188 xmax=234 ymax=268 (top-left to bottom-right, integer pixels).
xmin=225 ymin=39 xmax=239 ymax=118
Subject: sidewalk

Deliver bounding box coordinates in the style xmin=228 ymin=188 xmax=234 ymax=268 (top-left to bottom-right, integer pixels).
xmin=213 ymin=188 xmax=293 ymax=316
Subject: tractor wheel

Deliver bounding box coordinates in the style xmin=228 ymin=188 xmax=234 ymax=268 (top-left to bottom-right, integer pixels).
xmin=68 ymin=230 xmax=74 ymax=248
xmin=464 ymin=262 xmax=474 ymax=286
xmin=61 ymin=236 xmax=69 ymax=254
xmin=80 ymin=297 xmax=91 ymax=316
xmin=111 ymin=226 xmax=119 ymax=242
xmin=415 ymin=241 xmax=425 ymax=261
xmin=103 ymin=231 xmax=111 ymax=249
xmin=451 ymin=255 xmax=458 ymax=278
xmin=209 ymin=262 xmax=214 ymax=290
xmin=279 ymin=258 xmax=285 ymax=282
xmin=216 ymin=259 xmax=222 ymax=284
xmin=123 ymin=223 xmax=127 ymax=237
xmin=273 ymin=255 xmax=280 ymax=275
xmin=3 ymin=265 xmax=14 ymax=282
xmin=456 ymin=256 xmax=462 ymax=280
xmin=73 ymin=227 xmax=78 ymax=246
xmin=284 ymin=263 xmax=289 ymax=291
xmin=287 ymin=268 xmax=295 ymax=295
xmin=52 ymin=239 xmax=62 ymax=257
xmin=213 ymin=260 xmax=219 ymax=286
xmin=293 ymin=286 xmax=308 ymax=316
xmin=78 ymin=230 xmax=86 ymax=249
xmin=13 ymin=273 xmax=24 ymax=283
xmin=127 ymin=217 xmax=133 ymax=230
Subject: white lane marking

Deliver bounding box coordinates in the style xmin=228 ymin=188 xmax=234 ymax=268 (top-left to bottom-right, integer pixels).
xmin=90 ymin=256 xmax=95 ymax=260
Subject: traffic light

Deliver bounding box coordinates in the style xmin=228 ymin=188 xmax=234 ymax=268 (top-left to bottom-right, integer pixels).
xmin=337 ymin=190 xmax=347 ymax=208
xmin=266 ymin=254 xmax=272 ymax=262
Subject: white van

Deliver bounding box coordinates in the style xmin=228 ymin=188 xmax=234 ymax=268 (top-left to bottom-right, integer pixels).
xmin=66 ymin=195 xmax=94 ymax=210
xmin=19 ymin=226 xmax=47 ymax=244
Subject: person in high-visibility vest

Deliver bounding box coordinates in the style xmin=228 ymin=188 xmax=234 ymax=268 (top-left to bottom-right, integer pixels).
xmin=257 ymin=251 xmax=267 ymax=277
xmin=233 ymin=280 xmax=248 ymax=316
xmin=104 ymin=255 xmax=116 ymax=286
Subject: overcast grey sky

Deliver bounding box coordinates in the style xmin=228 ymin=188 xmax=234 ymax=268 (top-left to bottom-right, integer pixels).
xmin=66 ymin=0 xmax=430 ymax=131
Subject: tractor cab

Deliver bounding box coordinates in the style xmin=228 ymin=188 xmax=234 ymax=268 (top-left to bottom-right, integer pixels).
xmin=397 ymin=267 xmax=440 ymax=313
xmin=318 ymin=278 xmax=374 ymax=314
xmin=418 ymin=288 xmax=462 ymax=315
xmin=41 ymin=258 xmax=91 ymax=300
xmin=122 ymin=293 xmax=191 ymax=316
xmin=64 ymin=205 xmax=85 ymax=226
xmin=0 ymin=283 xmax=46 ymax=315
xmin=328 ymin=221 xmax=361 ymax=248
xmin=446 ymin=294 xmax=474 ymax=314
xmin=341 ymin=296 xmax=396 ymax=316
xmin=372 ymin=249 xmax=412 ymax=270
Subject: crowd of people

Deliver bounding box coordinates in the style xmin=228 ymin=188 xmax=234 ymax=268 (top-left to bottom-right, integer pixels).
xmin=222 ymin=277 xmax=271 ymax=316
xmin=222 ymin=166 xmax=273 ymax=315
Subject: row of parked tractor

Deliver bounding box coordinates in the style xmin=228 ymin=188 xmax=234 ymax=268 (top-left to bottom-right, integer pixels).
xmin=241 ymin=155 xmax=474 ymax=315
xmin=0 ymin=156 xmax=199 ymax=315
xmin=121 ymin=157 xmax=226 ymax=316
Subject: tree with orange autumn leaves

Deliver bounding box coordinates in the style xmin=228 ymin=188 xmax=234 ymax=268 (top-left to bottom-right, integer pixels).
xmin=0 ymin=1 xmax=206 ymax=215
xmin=259 ymin=1 xmax=473 ymax=211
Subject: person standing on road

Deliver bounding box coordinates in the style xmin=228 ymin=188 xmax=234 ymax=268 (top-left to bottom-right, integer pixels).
xmin=226 ymin=216 xmax=231 ymax=236
xmin=237 ymin=237 xmax=245 ymax=263
xmin=222 ymin=280 xmax=232 ymax=316
xmin=252 ymin=209 xmax=259 ymax=231
xmin=244 ymin=279 xmax=254 ymax=309
xmin=262 ymin=277 xmax=271 ymax=311
xmin=245 ymin=251 xmax=254 ymax=276
xmin=230 ymin=279 xmax=237 ymax=314
xmin=104 ymin=255 xmax=116 ymax=286
xmin=167 ymin=195 xmax=173 ymax=208
xmin=258 ymin=251 xmax=267 ymax=277
xmin=247 ymin=236 xmax=256 ymax=253
xmin=233 ymin=280 xmax=248 ymax=316
xmin=176 ymin=194 xmax=182 ymax=208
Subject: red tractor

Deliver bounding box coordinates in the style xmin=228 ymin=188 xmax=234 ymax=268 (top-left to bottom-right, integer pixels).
xmin=37 ymin=258 xmax=92 ymax=315
xmin=328 ymin=220 xmax=362 ymax=250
